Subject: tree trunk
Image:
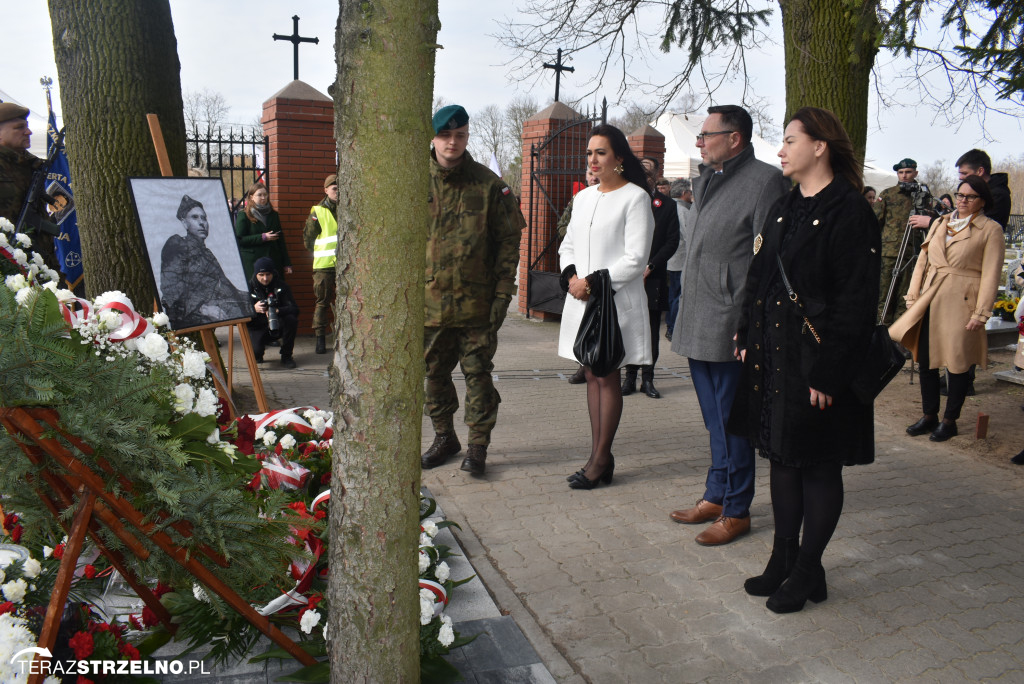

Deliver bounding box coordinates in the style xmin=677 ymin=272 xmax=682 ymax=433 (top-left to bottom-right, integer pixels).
xmin=779 ymin=0 xmax=880 ymax=163
xmin=328 ymin=1 xmax=439 ymax=681
xmin=48 ymin=0 xmax=188 ymax=306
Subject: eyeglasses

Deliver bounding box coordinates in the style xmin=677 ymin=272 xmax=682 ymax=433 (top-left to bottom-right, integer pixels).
xmin=954 ymin=193 xmax=981 ymax=202
xmin=695 ymin=130 xmax=734 ymax=143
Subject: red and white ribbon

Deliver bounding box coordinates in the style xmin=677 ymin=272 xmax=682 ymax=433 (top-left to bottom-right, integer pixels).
xmin=419 ymin=578 xmax=448 ymax=615
xmin=259 ymin=454 xmax=310 ymax=491
xmin=312 ymin=489 xmax=330 ymax=510
xmin=248 ymin=406 xmax=333 ymax=439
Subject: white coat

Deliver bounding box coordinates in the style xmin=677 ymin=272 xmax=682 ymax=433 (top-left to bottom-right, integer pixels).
xmin=557 ymin=182 xmax=655 ymax=366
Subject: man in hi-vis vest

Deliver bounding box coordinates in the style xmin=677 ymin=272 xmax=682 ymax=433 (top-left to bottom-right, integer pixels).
xmin=302 ymin=175 xmax=339 ymax=354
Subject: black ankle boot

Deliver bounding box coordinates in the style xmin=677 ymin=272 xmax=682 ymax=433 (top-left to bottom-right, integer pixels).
xmin=744 ymin=535 xmax=799 ymax=597
xmin=315 ymin=335 xmax=327 ymax=354
xmin=766 ymin=552 xmax=827 ymax=613
xmin=640 ymin=365 xmax=660 ymax=398
xmin=621 ymin=367 xmax=638 ymax=396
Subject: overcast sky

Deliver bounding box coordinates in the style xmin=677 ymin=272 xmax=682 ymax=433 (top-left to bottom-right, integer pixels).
xmin=3 ymin=1 xmax=1021 ymax=179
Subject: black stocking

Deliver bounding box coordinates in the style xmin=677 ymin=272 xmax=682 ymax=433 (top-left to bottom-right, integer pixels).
xmin=582 ymin=367 xmax=622 ymax=479
xmin=769 ymin=461 xmax=844 ymax=562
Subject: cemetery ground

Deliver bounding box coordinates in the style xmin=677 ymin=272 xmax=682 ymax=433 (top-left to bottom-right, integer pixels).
xmin=229 ymin=316 xmax=1024 ymax=682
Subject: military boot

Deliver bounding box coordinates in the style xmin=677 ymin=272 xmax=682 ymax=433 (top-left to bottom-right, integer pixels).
xmin=315 ymin=335 xmax=327 ymax=354
xmin=621 ymin=366 xmax=638 ymax=395
xmin=460 ymin=444 xmax=487 ymax=475
xmin=421 ymin=431 xmax=461 ymax=469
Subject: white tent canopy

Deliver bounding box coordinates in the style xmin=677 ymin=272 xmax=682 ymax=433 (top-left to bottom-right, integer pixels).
xmin=0 ymin=88 xmax=59 ymax=159
xmin=654 ymin=112 xmax=896 ymax=191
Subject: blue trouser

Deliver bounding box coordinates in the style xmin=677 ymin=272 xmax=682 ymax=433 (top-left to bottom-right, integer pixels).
xmin=666 ymin=271 xmax=681 ymax=336
xmin=688 ymin=358 xmax=755 ymax=518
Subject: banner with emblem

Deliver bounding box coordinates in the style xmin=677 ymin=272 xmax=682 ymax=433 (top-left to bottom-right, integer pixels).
xmin=45 ymin=107 xmax=84 ymax=292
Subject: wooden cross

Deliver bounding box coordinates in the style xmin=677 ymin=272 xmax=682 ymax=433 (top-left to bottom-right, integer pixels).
xmin=543 ymin=48 xmax=575 ymax=103
xmin=273 ymin=15 xmax=319 ymax=81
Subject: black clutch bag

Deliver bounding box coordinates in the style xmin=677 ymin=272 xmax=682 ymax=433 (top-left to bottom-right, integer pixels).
xmin=573 ymin=269 xmax=625 ymax=378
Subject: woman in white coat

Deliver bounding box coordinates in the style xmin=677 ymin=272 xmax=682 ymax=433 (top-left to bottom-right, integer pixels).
xmin=558 ymin=124 xmax=655 ymax=489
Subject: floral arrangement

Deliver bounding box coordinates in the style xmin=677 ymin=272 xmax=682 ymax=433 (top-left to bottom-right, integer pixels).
xmin=994 ymin=293 xmax=1020 ymax=322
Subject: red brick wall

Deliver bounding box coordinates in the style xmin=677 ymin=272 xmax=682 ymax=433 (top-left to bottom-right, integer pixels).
xmin=628 ymin=127 xmax=666 ymax=174
xmin=262 ymin=92 xmax=336 ymax=334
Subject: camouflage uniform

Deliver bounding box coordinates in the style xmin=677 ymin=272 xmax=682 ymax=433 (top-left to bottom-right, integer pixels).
xmin=0 ymin=145 xmax=60 ymax=275
xmin=873 ymin=185 xmax=915 ymax=325
xmin=160 ymin=234 xmax=250 ymax=328
xmin=303 ymin=197 xmax=338 ymax=335
xmin=425 ymin=150 xmax=525 ymax=445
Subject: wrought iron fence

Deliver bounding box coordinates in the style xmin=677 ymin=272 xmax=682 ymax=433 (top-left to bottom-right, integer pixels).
xmin=185 ymin=127 xmax=269 ymax=217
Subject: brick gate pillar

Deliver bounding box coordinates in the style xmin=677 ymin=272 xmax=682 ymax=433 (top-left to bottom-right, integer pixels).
xmin=261 ymin=80 xmax=336 ymax=335
xmin=628 ymin=124 xmax=666 ymax=174
xmin=518 ymin=101 xmax=589 ymax=321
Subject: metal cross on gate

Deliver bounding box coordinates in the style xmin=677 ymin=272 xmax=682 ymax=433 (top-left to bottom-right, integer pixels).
xmin=273 ymin=15 xmax=319 ymax=81
xmin=542 ymin=48 xmax=575 ymax=103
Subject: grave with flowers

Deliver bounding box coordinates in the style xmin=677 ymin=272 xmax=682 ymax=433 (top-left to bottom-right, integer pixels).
xmin=0 ymin=215 xmax=473 ymax=682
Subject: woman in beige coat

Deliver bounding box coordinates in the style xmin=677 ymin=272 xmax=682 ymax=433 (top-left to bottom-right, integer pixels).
xmin=889 ymin=175 xmax=1004 ymax=442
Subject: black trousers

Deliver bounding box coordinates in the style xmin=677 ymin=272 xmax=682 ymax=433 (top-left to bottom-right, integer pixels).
xmin=626 ymin=307 xmax=662 ymax=373
xmin=918 ymin=311 xmax=969 ymax=421
xmin=249 ymin=313 xmax=298 ymax=360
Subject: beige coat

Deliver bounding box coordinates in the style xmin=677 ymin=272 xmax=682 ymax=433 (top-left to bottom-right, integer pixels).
xmin=889 ymin=213 xmax=1004 ymax=373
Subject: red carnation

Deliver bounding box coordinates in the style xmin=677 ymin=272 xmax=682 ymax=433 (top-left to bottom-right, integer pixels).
xmin=234 ymin=416 xmax=257 ymax=454
xmin=287 ymin=501 xmax=308 ymax=515
xmin=320 ymin=472 xmax=331 ymax=484
xmin=8 ymin=525 xmax=21 ymax=543
xmin=69 ymin=631 xmax=95 ymax=659
xmin=314 ymin=509 xmax=326 ymax=520
xmin=129 ymin=614 xmax=143 ymax=630
xmin=0 ymin=601 xmax=14 ymax=615
xmin=141 ymin=606 xmax=158 ymax=628
xmin=53 ymin=543 xmax=65 ymax=559
xmin=246 ymin=471 xmax=263 ymax=491
xmin=118 ymin=641 xmax=141 ymax=660
xmin=3 ymin=513 xmax=18 ymax=528
xmin=83 ymin=565 xmax=97 ymax=579
xmin=307 ymin=594 xmax=323 ymax=610
xmin=153 ymin=582 xmax=173 ymax=597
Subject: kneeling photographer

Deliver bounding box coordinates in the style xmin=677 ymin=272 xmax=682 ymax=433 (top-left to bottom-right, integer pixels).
xmin=248 ymin=257 xmax=300 ymax=369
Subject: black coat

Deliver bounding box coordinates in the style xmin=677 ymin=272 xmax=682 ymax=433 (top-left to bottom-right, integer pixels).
xmin=644 ymin=191 xmax=680 ymax=311
xmin=247 ymin=271 xmax=300 ymax=328
xmin=727 ymin=178 xmax=880 ymax=467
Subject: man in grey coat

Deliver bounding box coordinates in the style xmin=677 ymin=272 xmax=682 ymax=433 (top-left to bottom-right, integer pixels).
xmin=669 ymin=105 xmax=790 ymax=546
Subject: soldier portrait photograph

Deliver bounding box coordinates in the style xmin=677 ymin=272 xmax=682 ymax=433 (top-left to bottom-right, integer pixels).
xmin=129 ymin=177 xmax=251 ymax=331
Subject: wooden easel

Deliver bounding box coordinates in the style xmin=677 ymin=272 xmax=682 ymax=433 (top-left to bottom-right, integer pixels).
xmin=146 ymin=114 xmax=268 ymax=414
xmin=0 ymin=407 xmax=317 ymax=683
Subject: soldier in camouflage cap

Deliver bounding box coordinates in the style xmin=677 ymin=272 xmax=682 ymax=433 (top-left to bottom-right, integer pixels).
xmin=302 ymin=175 xmax=339 ymax=354
xmin=873 ymin=157 xmax=934 ymax=324
xmin=421 ymin=104 xmax=526 ymax=475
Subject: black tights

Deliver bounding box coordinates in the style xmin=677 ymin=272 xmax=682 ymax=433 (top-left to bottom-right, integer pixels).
xmin=918 ymin=310 xmax=969 ymax=422
xmin=582 ymin=367 xmax=622 ymax=479
xmin=770 ymin=461 xmax=844 ymax=562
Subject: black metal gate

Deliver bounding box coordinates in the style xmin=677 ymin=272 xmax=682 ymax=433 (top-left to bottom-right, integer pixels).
xmin=185 ymin=127 xmax=269 ymax=218
xmin=525 ymin=100 xmax=606 ymax=316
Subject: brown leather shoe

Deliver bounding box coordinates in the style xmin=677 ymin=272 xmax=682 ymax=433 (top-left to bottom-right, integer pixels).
xmin=421 ymin=431 xmax=461 ymax=469
xmin=670 ymin=499 xmax=723 ymax=524
xmin=695 ymin=515 xmax=751 ymax=546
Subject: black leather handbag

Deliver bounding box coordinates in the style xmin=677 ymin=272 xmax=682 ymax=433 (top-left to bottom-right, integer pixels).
xmin=573 ymin=269 xmax=625 ymax=378
xmin=849 ymin=324 xmax=907 ymax=404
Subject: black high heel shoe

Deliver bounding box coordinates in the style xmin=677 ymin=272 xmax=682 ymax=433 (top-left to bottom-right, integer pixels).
xmin=568 ymin=454 xmax=614 ymax=483
xmin=568 ymin=456 xmax=614 ymax=489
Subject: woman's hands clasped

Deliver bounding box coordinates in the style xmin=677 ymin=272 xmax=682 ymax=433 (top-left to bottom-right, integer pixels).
xmin=568 ymin=275 xmax=590 ymax=301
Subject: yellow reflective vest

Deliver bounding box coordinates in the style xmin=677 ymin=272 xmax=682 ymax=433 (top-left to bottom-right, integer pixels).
xmin=311 ymin=204 xmax=337 ymax=270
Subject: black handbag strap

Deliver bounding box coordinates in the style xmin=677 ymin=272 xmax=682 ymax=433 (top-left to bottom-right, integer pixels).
xmin=775 ymin=254 xmax=821 ymax=345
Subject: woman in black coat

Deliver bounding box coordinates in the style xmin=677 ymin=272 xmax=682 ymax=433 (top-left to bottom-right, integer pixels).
xmin=728 ymin=107 xmax=880 ymax=613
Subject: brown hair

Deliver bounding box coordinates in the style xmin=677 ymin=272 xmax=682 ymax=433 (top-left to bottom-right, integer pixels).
xmin=957 ymin=175 xmax=993 ymax=209
xmin=244 ymin=182 xmax=272 ymax=222
xmin=788 ymin=107 xmax=863 ymax=192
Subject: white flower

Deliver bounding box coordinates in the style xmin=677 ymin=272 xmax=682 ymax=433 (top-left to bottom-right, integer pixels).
xmin=419 ymin=588 xmax=435 ymax=625
xmin=193 ymin=584 xmax=210 ymax=603
xmin=299 ymin=609 xmax=321 ymax=634
xmin=98 ymin=309 xmax=122 ymax=329
xmin=0 ymin=613 xmax=37 ymax=683
xmin=438 ymin=614 xmax=454 ymax=647
xmin=173 ymin=383 xmax=195 ymax=413
xmin=310 ymin=415 xmax=327 ymax=434
xmin=279 ymin=434 xmax=296 ymax=450
xmin=0 ymin=233 xmax=8 ymax=247
xmin=44 ymin=678 xmax=62 ymax=684
xmin=207 ymin=428 xmax=220 ymax=445
xmin=0 ymin=217 xmax=12 ymax=231
xmin=41 ymin=267 xmax=60 ymax=284
xmin=419 ymin=533 xmax=433 ymax=548
xmin=194 ymin=388 xmax=219 ymax=417
xmin=42 ymin=546 xmax=53 ymax=559
xmin=152 ymin=311 xmax=170 ymax=327
xmin=418 ymin=551 xmax=430 ymax=573
xmin=30 ymin=251 xmax=44 ymax=267
xmin=10 ymin=248 xmax=27 ymax=266
xmin=421 ymin=520 xmax=438 ymax=538
xmin=262 ymin=431 xmax=278 ymax=446
xmin=138 ymin=333 xmax=170 ymax=363
xmin=181 ymin=350 xmax=207 ymax=379
xmin=254 ymin=427 xmax=266 ymax=440
xmin=2 ymin=578 xmax=28 ymax=603
xmin=14 ymin=233 xmax=32 ymax=248
xmin=14 ymin=287 xmax=35 ymax=306
xmin=435 ymin=561 xmax=450 ymax=583
xmin=93 ymin=290 xmax=133 ymax=309
xmin=5 ymin=273 xmax=27 ymax=292
xmin=21 ymin=558 xmax=41 ymax=579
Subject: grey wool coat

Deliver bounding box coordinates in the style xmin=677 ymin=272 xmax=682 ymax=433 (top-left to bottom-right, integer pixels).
xmin=671 ymin=144 xmax=790 ymax=362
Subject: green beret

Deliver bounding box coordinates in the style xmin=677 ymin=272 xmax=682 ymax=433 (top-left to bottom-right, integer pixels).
xmin=176 ymin=194 xmax=204 ymax=220
xmin=432 ymin=105 xmax=469 ymax=134
xmin=893 ymin=158 xmax=917 ymax=171
xmin=0 ymin=102 xmax=30 ymax=124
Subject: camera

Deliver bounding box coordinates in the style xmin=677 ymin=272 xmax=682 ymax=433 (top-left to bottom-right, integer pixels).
xmin=264 ymin=293 xmax=281 ymax=338
xmin=898 ymin=181 xmax=939 ymax=216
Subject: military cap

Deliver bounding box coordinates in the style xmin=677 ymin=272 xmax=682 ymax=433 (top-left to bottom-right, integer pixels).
xmin=0 ymin=102 xmax=30 ymax=124
xmin=175 ymin=194 xmax=204 ymax=220
xmin=432 ymin=105 xmax=469 ymax=134
xmin=892 ymin=158 xmax=917 ymax=171
xmin=324 ymin=174 xmax=338 ymax=189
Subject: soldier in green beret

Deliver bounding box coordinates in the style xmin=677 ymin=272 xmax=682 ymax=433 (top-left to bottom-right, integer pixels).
xmin=0 ymin=102 xmax=61 ymax=276
xmin=421 ymin=104 xmax=527 ymax=476
xmin=873 ymin=157 xmax=935 ymax=324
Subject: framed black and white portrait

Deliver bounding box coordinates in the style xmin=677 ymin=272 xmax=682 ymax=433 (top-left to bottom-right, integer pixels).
xmin=128 ymin=177 xmax=253 ymax=332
